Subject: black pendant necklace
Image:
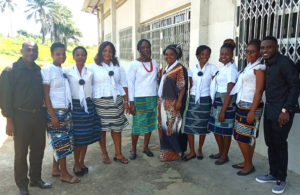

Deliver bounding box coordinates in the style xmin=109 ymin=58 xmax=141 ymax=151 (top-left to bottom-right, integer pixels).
xmin=108 ymin=71 xmax=114 ymax=76
xmin=79 ymin=79 xmax=85 ymax=85
xmin=198 ymin=71 xmax=203 ymax=77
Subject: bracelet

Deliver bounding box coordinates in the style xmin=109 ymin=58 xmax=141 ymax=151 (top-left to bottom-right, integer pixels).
xmin=124 ymin=100 xmax=128 ymax=103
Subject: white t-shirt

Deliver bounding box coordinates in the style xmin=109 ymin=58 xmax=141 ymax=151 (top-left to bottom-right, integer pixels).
xmin=64 ymin=65 xmax=93 ymax=99
xmin=88 ymin=62 xmax=127 ymax=98
xmin=215 ymin=62 xmax=238 ymax=93
xmin=127 ymin=59 xmax=158 ymax=101
xmin=41 ymin=63 xmax=72 ymax=109
xmin=188 ymin=63 xmax=218 ymax=97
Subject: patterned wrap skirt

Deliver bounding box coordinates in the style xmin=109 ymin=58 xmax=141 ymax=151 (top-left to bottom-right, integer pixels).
xmin=132 ymin=96 xmax=158 ymax=134
xmin=208 ymin=92 xmax=236 ymax=136
xmin=72 ymin=98 xmax=101 ymax=146
xmin=47 ymin=108 xmax=74 ymax=161
xmin=93 ymin=96 xmax=129 ymax=132
xmin=182 ymin=95 xmax=211 ymax=135
xmin=234 ymin=101 xmax=264 ymax=145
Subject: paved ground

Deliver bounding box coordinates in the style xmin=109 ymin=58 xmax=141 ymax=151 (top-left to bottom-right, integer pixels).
xmin=0 ymin=115 xmax=300 ymax=195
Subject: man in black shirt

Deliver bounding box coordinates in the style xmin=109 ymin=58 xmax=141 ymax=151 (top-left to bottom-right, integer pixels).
xmin=255 ymin=36 xmax=300 ymax=194
xmin=0 ymin=41 xmax=51 ymax=195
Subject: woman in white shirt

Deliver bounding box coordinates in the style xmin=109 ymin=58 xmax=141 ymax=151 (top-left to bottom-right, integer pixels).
xmin=182 ymin=45 xmax=218 ymax=161
xmin=42 ymin=42 xmax=80 ymax=183
xmin=88 ymin=41 xmax=129 ymax=164
xmin=64 ymin=46 xmax=101 ymax=176
xmin=127 ymin=39 xmax=158 ymax=160
xmin=231 ymin=39 xmax=265 ymax=175
xmin=208 ymin=41 xmax=238 ymax=165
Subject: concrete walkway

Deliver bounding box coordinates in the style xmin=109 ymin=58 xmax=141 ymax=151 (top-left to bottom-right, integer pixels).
xmin=0 ymin=115 xmax=299 ymax=195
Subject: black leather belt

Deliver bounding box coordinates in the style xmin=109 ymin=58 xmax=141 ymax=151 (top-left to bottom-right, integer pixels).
xmin=17 ymin=107 xmax=40 ymax=113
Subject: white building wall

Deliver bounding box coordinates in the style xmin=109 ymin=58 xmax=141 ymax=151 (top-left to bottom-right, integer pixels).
xmin=140 ymin=0 xmax=190 ymax=23
xmin=104 ymin=15 xmax=112 ymax=39
xmin=116 ymin=0 xmax=134 ymax=59
xmin=95 ymin=0 xmax=300 ymax=175
xmin=207 ymin=0 xmax=235 ymax=68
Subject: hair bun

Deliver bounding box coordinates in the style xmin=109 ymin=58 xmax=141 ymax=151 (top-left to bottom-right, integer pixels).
xmin=223 ymin=39 xmax=236 ymax=49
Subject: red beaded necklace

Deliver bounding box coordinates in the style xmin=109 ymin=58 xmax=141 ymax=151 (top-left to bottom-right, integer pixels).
xmin=141 ymin=60 xmax=153 ymax=72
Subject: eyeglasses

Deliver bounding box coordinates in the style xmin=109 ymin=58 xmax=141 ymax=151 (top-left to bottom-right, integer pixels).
xmin=245 ymin=50 xmax=256 ymax=54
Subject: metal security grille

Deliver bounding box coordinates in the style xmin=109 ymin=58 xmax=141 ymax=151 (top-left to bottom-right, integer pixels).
xmin=119 ymin=27 xmax=132 ymax=60
xmin=236 ymin=0 xmax=300 ymax=68
xmin=141 ymin=8 xmax=191 ymax=67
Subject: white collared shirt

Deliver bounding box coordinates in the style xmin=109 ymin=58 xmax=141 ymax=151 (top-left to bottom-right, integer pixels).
xmin=64 ymin=65 xmax=93 ymax=99
xmin=215 ymin=62 xmax=238 ymax=93
xmin=189 ymin=63 xmax=218 ymax=97
xmin=88 ymin=62 xmax=127 ymax=98
xmin=127 ymin=59 xmax=158 ymax=101
xmin=41 ymin=63 xmax=71 ymax=108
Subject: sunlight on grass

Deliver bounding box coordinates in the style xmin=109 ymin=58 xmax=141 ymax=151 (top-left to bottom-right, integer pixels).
xmin=0 ymin=34 xmax=98 ymax=71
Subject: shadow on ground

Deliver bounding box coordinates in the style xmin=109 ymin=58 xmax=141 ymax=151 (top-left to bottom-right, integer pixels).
xmin=0 ymin=115 xmax=299 ymax=195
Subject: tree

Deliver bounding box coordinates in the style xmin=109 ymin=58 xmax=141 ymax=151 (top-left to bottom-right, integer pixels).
xmin=0 ymin=0 xmax=15 ymax=13
xmin=50 ymin=3 xmax=82 ymax=46
xmin=25 ymin=0 xmax=55 ymax=44
xmin=1 ymin=0 xmax=16 ymax=37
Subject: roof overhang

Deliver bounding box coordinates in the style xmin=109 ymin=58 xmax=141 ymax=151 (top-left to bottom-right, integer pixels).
xmin=82 ymin=0 xmax=104 ymax=13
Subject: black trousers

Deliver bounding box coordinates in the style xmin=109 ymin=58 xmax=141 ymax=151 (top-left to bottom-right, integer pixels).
xmin=13 ymin=109 xmax=46 ymax=189
xmin=263 ymin=114 xmax=294 ymax=181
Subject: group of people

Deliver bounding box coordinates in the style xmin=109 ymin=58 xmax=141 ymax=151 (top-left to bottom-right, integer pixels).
xmin=0 ymin=35 xmax=299 ymax=195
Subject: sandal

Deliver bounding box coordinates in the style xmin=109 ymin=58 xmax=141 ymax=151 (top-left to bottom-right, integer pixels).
xmin=61 ymin=176 xmax=80 ymax=184
xmin=129 ymin=152 xmax=137 ymax=160
xmin=102 ymin=156 xmax=112 ymax=164
xmin=82 ymin=166 xmax=89 ymax=174
xmin=73 ymin=168 xmax=84 ymax=177
xmin=113 ymin=156 xmax=129 ymax=164
xmin=142 ymin=150 xmax=154 ymax=157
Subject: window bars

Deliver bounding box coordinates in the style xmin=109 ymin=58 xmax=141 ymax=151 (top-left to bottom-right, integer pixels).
xmin=236 ymin=0 xmax=300 ymax=69
xmin=141 ymin=8 xmax=191 ymax=68
xmin=119 ymin=27 xmax=133 ymax=60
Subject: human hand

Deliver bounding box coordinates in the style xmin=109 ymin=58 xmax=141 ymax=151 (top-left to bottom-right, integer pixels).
xmin=218 ymin=111 xmax=225 ymax=122
xmin=246 ymin=111 xmax=255 ymax=124
xmin=6 ymin=118 xmax=15 ymax=136
xmin=278 ymin=112 xmax=289 ymax=127
xmin=123 ymin=103 xmax=130 ymax=114
xmin=130 ymin=102 xmax=136 ymax=115
xmin=51 ymin=116 xmax=60 ymax=128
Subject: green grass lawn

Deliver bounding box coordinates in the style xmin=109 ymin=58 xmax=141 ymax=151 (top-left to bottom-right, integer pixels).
xmin=0 ymin=34 xmax=98 ymax=71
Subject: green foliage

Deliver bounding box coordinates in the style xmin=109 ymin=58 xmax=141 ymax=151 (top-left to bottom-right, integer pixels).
xmin=0 ymin=34 xmax=98 ymax=70
xmin=25 ymin=0 xmax=82 ymax=45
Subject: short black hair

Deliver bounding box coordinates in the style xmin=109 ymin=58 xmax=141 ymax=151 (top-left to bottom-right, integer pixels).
xmin=163 ymin=44 xmax=183 ymax=59
xmin=72 ymin=46 xmax=87 ymax=56
xmin=262 ymin=36 xmax=278 ymax=44
xmin=95 ymin=41 xmax=119 ymax=66
xmin=221 ymin=42 xmax=236 ymax=52
xmin=196 ymin=45 xmax=211 ymax=56
xmin=50 ymin=42 xmax=65 ymax=54
xmin=137 ymin=39 xmax=151 ymax=51
xmin=247 ymin=39 xmax=261 ymax=51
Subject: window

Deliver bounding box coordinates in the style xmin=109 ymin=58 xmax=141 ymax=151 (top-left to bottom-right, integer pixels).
xmin=119 ymin=27 xmax=132 ymax=60
xmin=141 ymin=8 xmax=191 ymax=67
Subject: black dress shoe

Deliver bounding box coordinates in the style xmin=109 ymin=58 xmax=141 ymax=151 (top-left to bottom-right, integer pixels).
xmin=237 ymin=166 xmax=255 ymax=176
xmin=19 ymin=188 xmax=29 ymax=195
xmin=30 ymin=180 xmax=52 ymax=189
xmin=73 ymin=168 xmax=84 ymax=177
xmin=182 ymin=154 xmax=196 ymax=161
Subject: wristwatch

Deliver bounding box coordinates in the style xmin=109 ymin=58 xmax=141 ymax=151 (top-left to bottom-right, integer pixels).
xmin=281 ymin=108 xmax=288 ymax=113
